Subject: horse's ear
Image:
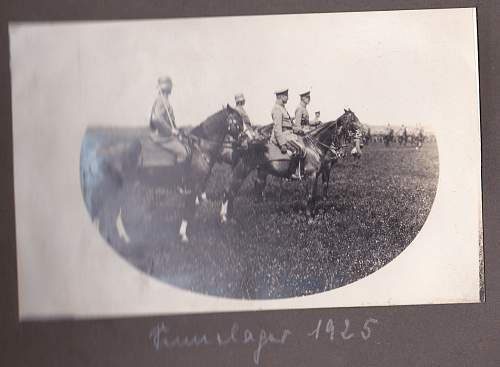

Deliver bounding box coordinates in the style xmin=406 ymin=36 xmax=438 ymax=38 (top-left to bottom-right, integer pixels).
xmin=344 ymin=108 xmax=348 ymax=113
xmin=226 ymin=103 xmax=231 ymax=110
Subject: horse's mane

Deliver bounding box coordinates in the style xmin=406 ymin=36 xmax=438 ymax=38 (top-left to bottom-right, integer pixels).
xmin=307 ymin=118 xmax=341 ymax=140
xmin=190 ymin=108 xmax=227 ymax=139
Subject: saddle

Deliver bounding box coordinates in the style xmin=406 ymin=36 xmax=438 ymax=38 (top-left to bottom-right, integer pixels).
xmin=140 ymin=132 xmax=192 ymax=168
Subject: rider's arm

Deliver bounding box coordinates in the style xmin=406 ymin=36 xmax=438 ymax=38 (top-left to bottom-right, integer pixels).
xmin=151 ymin=99 xmax=173 ymax=136
xmin=272 ymin=107 xmax=287 ymax=147
xmin=294 ymin=107 xmax=302 ymax=127
xmin=293 ymin=108 xmax=304 ymax=134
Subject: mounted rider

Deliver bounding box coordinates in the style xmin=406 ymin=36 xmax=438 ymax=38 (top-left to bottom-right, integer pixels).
xmin=385 ymin=123 xmax=394 ymax=136
xmin=398 ymin=123 xmax=407 ymax=135
xmin=271 ymin=88 xmax=305 ymax=179
xmin=234 ymin=93 xmax=256 ymax=141
xmin=234 ymin=93 xmax=251 ymax=128
xmin=397 ymin=123 xmax=407 ymax=144
xmin=311 ymin=110 xmax=322 ymax=127
xmin=149 ymin=76 xmax=189 ymax=164
xmin=294 ymin=90 xmax=311 ymax=128
xmin=295 ymin=90 xmax=320 ymax=133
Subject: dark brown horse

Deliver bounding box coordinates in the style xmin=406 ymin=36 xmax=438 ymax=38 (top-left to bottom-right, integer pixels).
xmin=220 ymin=109 xmax=362 ymax=223
xmin=81 ymin=106 xmax=244 ymax=245
xmin=165 ymin=105 xmax=245 ymax=242
xmin=195 ymin=123 xmax=269 ymax=203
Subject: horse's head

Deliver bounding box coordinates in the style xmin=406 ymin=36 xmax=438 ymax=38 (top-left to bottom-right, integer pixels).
xmin=224 ymin=104 xmax=245 ymax=140
xmin=190 ymin=104 xmax=244 ymax=142
xmin=338 ymin=108 xmax=362 ymax=142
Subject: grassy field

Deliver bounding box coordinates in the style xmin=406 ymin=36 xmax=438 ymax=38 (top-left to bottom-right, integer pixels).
xmin=83 ymin=132 xmax=439 ymax=299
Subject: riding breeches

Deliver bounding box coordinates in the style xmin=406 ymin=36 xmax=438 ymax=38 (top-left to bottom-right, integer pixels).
xmin=157 ymin=137 xmax=189 ymax=163
xmin=278 ymin=130 xmax=305 ymax=156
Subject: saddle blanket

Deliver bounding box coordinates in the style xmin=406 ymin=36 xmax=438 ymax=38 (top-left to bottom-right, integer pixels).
xmin=140 ymin=135 xmax=177 ymax=167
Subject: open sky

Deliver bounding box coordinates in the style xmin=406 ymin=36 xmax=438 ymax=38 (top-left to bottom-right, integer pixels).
xmin=10 ymin=8 xmax=478 ymax=130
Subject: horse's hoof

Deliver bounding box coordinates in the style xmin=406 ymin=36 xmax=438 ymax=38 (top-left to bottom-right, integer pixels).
xmin=220 ymin=215 xmax=227 ymax=224
xmin=179 ymin=234 xmax=189 ymax=243
xmin=201 ymin=192 xmax=208 ymax=202
xmin=195 ymin=196 xmax=200 ymax=206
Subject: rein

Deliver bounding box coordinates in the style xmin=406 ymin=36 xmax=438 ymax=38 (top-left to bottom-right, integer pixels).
xmin=303 ymin=115 xmax=356 ymax=160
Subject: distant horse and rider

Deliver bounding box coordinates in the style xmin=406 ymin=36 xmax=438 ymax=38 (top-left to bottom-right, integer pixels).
xmin=397 ymin=124 xmax=408 ymax=146
xmin=383 ymin=123 xmax=394 ymax=146
xmin=412 ymin=125 xmax=426 ymax=149
xmin=371 ymin=123 xmax=427 ymax=149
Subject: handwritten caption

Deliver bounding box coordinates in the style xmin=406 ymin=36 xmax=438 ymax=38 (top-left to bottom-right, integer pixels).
xmin=149 ymin=318 xmax=378 ymax=365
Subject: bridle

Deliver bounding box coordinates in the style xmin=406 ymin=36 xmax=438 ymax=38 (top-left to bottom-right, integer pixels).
xmin=177 ymin=108 xmax=244 ymax=149
xmin=305 ymin=113 xmax=357 ymax=159
xmin=181 ymin=109 xmax=245 ymax=166
xmin=226 ymin=110 xmax=245 ymax=141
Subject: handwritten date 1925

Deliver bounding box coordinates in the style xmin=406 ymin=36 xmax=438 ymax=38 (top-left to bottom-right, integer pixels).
xmin=307 ymin=318 xmax=379 ymax=341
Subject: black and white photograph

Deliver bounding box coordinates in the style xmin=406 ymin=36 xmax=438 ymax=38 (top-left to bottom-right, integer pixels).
xmin=10 ymin=8 xmax=482 ymax=318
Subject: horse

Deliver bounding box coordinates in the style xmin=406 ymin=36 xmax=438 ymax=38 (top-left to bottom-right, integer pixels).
xmin=363 ymin=127 xmax=372 ymax=145
xmin=196 ymin=123 xmax=271 ymax=203
xmin=94 ymin=105 xmax=245 ymax=243
xmin=160 ymin=105 xmax=245 ymax=242
xmin=414 ymin=129 xmax=425 ymax=149
xmin=219 ymin=108 xmax=361 ymax=224
xmin=397 ymin=128 xmax=408 ymax=146
xmin=384 ymin=129 xmax=394 ymax=146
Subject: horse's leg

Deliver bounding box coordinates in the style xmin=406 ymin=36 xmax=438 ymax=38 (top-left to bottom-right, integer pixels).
xmin=221 ymin=161 xmax=252 ymax=223
xmin=355 ymin=139 xmax=362 ymax=162
xmin=254 ymin=167 xmax=268 ymax=202
xmin=179 ymin=161 xmax=206 ymax=242
xmin=278 ymin=177 xmax=284 ymax=202
xmin=179 ymin=189 xmax=196 ymax=243
xmin=196 ymin=162 xmax=213 ymax=205
xmin=322 ymin=163 xmax=331 ymax=198
xmin=306 ymin=171 xmax=319 ymax=223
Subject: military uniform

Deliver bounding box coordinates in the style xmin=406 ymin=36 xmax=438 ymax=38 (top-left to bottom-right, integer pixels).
xmin=272 ymin=101 xmax=304 ymax=154
xmin=149 ymin=91 xmax=188 ymax=162
xmin=150 ymin=93 xmax=176 ymax=135
xmin=294 ymin=102 xmax=310 ymax=128
xmin=233 ymin=93 xmax=255 ymax=143
xmin=310 ymin=111 xmax=321 ymax=127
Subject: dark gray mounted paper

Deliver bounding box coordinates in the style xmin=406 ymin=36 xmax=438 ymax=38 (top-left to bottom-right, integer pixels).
xmin=9 ymin=8 xmax=482 ymax=320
